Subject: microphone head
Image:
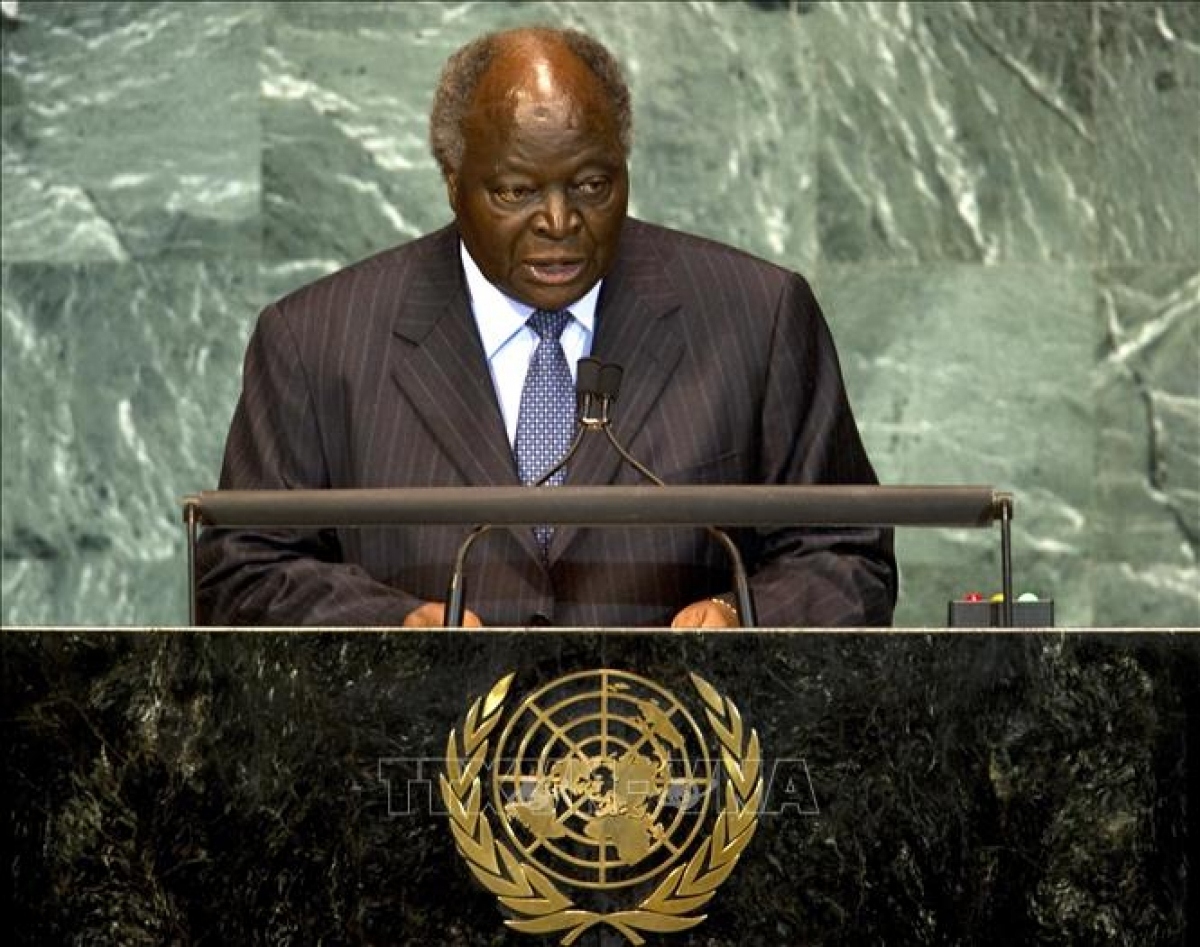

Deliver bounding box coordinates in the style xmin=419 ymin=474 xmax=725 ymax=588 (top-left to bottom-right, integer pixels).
xmin=576 ymin=357 xmax=603 ymax=395
xmin=598 ymin=363 xmax=624 ymax=401
xmin=576 ymin=357 xmax=603 ymax=425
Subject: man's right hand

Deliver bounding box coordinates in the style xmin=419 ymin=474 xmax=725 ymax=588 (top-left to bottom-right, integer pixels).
xmin=402 ymin=601 xmax=484 ymax=628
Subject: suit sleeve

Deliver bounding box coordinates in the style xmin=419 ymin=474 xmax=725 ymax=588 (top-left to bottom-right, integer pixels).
xmin=745 ymin=273 xmax=898 ymax=626
xmin=195 ymin=303 xmax=425 ymax=626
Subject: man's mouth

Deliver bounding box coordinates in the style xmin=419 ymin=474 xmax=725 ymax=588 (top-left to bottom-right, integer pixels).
xmin=524 ymin=259 xmax=586 ymax=285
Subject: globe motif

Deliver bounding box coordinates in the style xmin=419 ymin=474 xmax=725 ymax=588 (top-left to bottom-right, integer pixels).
xmin=491 ymin=669 xmax=714 ymax=889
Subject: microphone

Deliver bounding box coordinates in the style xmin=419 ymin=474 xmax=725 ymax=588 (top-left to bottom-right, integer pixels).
xmin=577 ymin=356 xmax=604 ymax=427
xmin=595 ymin=362 xmax=622 ymax=426
xmin=533 ymin=357 xmax=603 ymax=487
xmin=591 ymin=363 xmax=663 ymax=487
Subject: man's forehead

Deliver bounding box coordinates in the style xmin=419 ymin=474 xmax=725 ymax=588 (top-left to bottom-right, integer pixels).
xmin=463 ymin=96 xmax=588 ymax=150
xmin=471 ymin=41 xmax=607 ymax=118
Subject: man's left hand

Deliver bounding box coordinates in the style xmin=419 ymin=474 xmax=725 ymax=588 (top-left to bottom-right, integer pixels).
xmin=670 ymin=598 xmax=740 ymax=629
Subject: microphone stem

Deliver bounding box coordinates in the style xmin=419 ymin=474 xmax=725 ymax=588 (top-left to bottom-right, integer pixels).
xmin=445 ymin=525 xmax=494 ymax=627
xmin=602 ymin=427 xmax=664 ymax=486
xmin=703 ymin=526 xmax=758 ymax=628
xmin=533 ymin=424 xmax=587 ymax=488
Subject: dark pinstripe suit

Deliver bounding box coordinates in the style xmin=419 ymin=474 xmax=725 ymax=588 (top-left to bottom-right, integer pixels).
xmin=196 ymin=218 xmax=897 ymax=627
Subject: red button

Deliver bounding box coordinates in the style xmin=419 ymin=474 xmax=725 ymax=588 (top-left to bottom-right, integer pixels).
xmin=963 ymin=591 xmax=984 ymax=602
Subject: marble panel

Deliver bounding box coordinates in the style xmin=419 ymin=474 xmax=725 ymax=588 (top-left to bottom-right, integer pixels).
xmin=813 ymin=263 xmax=1097 ymax=625
xmin=1096 ymin=2 xmax=1200 ymax=265
xmin=260 ymin=0 xmax=455 ymax=267
xmin=1094 ymin=266 xmax=1200 ymax=626
xmin=614 ymin=1 xmax=816 ymax=268
xmin=1 ymin=259 xmax=258 ymax=624
xmin=0 ymin=1 xmax=260 ymax=262
xmin=810 ymin=1 xmax=1097 ymax=263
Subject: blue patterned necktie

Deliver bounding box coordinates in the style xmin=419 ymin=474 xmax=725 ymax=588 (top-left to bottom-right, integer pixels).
xmin=515 ymin=309 xmax=575 ymax=555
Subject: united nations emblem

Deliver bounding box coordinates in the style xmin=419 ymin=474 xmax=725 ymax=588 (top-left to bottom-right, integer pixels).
xmin=441 ymin=669 xmax=761 ymax=944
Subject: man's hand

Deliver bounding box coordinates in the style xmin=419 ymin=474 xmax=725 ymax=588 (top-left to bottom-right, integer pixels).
xmin=402 ymin=601 xmax=484 ymax=628
xmin=670 ymin=597 xmax=740 ymax=629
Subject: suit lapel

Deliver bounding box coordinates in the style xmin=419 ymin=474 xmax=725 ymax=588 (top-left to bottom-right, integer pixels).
xmin=389 ymin=227 xmax=519 ymax=490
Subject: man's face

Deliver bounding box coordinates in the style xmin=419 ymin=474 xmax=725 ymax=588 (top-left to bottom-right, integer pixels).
xmin=447 ymin=47 xmax=629 ymax=312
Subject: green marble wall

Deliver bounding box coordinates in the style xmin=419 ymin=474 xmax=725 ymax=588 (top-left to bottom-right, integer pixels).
xmin=2 ymin=1 xmax=1197 ymax=627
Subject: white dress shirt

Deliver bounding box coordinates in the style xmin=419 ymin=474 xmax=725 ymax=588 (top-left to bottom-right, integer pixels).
xmin=460 ymin=242 xmax=599 ymax=446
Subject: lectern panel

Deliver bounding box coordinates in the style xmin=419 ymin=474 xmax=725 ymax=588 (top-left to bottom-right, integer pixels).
xmin=3 ymin=629 xmax=1194 ymax=946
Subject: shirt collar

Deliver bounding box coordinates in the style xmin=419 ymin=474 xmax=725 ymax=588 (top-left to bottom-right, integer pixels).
xmin=460 ymin=241 xmax=600 ymax=359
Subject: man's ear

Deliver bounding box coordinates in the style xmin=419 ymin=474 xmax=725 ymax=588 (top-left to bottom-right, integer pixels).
xmin=445 ymin=172 xmax=459 ymax=212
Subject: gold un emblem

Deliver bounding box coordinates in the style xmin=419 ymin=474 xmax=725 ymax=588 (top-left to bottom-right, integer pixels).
xmin=441 ymin=669 xmax=762 ymax=945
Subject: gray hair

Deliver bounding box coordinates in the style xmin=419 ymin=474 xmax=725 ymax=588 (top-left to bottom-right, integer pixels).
xmin=429 ymin=26 xmax=633 ymax=177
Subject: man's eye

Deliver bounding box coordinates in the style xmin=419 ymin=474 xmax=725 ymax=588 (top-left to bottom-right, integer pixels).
xmin=574 ymin=178 xmax=610 ymax=198
xmin=495 ymin=186 xmax=532 ymax=203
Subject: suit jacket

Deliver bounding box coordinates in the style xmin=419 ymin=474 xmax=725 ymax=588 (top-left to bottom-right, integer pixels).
xmin=196 ymin=218 xmax=897 ymax=627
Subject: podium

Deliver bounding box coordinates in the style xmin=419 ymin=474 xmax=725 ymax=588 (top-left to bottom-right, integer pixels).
xmin=4 ymin=627 xmax=1195 ymax=945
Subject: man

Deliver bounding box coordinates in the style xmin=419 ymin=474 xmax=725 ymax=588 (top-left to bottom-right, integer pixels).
xmin=196 ymin=26 xmax=897 ymax=628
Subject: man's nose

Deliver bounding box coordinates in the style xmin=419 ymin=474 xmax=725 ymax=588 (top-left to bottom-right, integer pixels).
xmin=534 ymin=189 xmax=580 ymax=238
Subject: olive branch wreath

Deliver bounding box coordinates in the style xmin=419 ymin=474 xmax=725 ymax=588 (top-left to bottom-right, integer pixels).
xmin=439 ymin=671 xmax=762 ymax=946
